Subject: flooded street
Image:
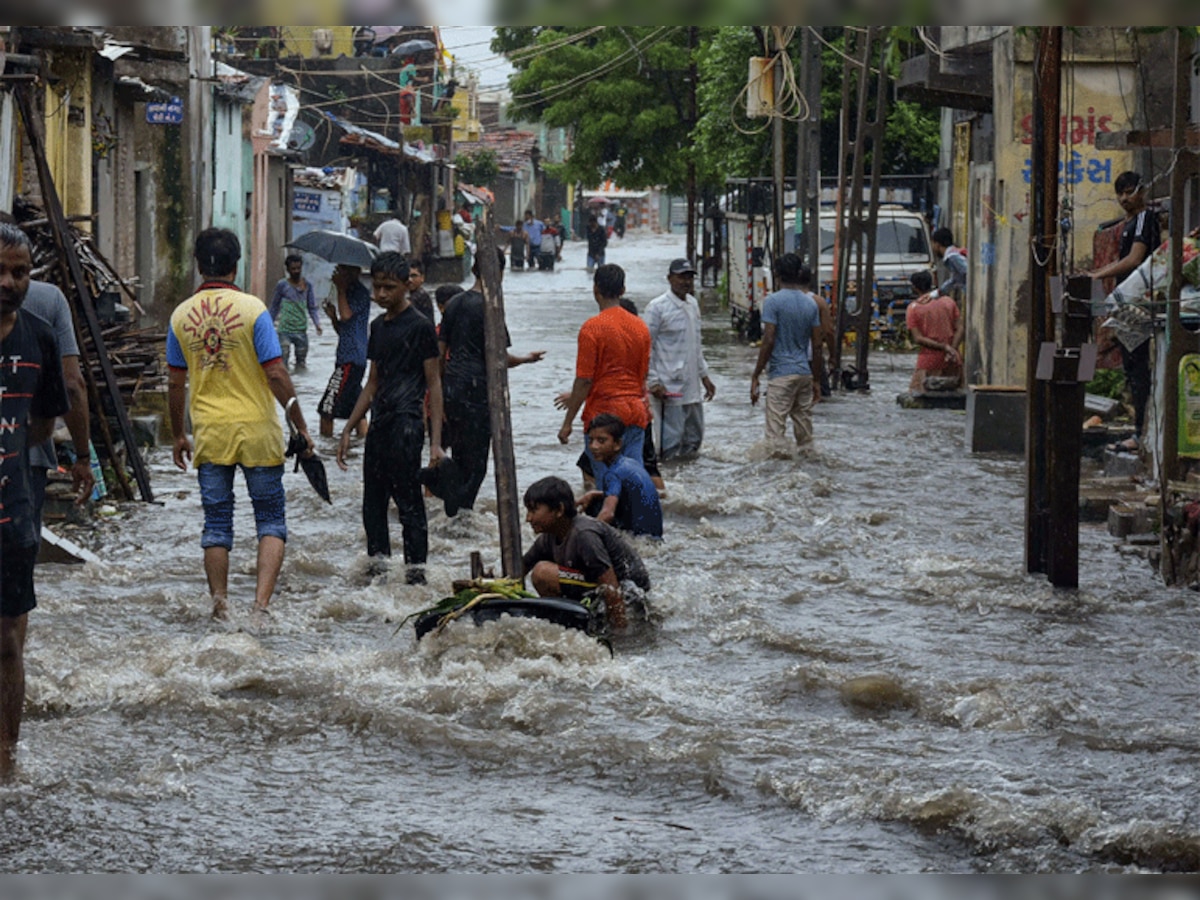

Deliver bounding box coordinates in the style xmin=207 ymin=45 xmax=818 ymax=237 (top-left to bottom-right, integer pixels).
xmin=6 ymin=231 xmax=1199 ymax=873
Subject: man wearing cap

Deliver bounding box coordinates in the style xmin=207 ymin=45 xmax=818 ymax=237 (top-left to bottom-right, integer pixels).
xmin=644 ymin=258 xmax=715 ymax=461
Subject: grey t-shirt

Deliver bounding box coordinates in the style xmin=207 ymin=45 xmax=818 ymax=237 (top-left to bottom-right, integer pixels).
xmin=22 ymin=281 xmax=79 ymax=469
xmin=522 ymin=515 xmax=651 ymax=590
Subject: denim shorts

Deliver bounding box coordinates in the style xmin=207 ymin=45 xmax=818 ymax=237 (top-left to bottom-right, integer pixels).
xmin=197 ymin=463 xmax=287 ymax=549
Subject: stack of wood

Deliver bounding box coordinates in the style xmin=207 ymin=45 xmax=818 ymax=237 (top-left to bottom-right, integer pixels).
xmin=12 ymin=197 xmax=164 ymax=500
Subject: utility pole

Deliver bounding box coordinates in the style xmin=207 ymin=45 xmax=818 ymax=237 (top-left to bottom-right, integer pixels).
xmin=1025 ymin=26 xmax=1062 ymax=579
xmin=686 ymin=25 xmax=698 ymax=263
xmin=475 ymin=206 xmax=523 ymax=579
xmin=797 ymin=27 xmax=821 ymax=285
xmin=830 ymin=31 xmax=855 ymax=382
xmin=771 ymin=27 xmax=786 ymax=261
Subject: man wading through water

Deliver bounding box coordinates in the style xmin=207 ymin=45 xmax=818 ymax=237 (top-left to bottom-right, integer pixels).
xmin=439 ymin=247 xmax=544 ymax=513
xmin=0 ymin=223 xmax=70 ymax=777
xmin=168 ymin=228 xmax=314 ymax=620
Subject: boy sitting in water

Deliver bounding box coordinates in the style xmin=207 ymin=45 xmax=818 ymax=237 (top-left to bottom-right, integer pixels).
xmin=522 ymin=476 xmax=651 ymax=628
xmin=576 ymin=413 xmax=663 ymax=538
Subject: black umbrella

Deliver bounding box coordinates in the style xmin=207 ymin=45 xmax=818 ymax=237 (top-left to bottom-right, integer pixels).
xmin=286 ymin=230 xmax=377 ymax=269
xmin=391 ymin=38 xmax=436 ymax=56
xmin=286 ymin=428 xmax=331 ymax=504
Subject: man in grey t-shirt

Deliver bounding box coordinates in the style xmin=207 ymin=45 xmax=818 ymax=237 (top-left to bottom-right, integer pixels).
xmin=22 ymin=281 xmax=93 ymax=526
xmin=749 ymin=253 xmax=825 ymax=451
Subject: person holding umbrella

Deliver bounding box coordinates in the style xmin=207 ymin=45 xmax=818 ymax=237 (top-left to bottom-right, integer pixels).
xmin=318 ymin=264 xmax=371 ymax=439
xmin=167 ymin=228 xmax=314 ymax=620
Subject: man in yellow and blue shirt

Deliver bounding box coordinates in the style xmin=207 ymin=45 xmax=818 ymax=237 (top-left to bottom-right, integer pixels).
xmin=167 ymin=228 xmax=313 ymax=620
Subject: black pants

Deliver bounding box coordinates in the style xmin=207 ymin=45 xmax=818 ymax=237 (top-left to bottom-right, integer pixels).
xmin=444 ymin=396 xmax=491 ymax=510
xmin=1123 ymin=340 xmax=1151 ymax=436
xmin=362 ymin=417 xmax=426 ymax=563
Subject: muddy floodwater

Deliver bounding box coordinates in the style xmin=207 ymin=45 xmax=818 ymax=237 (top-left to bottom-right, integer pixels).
xmin=5 ymin=232 xmax=1198 ymax=873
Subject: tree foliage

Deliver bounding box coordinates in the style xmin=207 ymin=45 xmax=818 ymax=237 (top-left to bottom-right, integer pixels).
xmin=494 ymin=26 xmax=698 ymax=192
xmin=494 ymin=26 xmax=941 ymax=190
xmin=454 ymin=148 xmax=500 ymax=187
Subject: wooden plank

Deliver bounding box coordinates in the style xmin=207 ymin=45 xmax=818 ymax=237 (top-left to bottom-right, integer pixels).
xmin=15 ymin=83 xmax=154 ymax=502
xmin=477 ymin=207 xmax=523 ymax=579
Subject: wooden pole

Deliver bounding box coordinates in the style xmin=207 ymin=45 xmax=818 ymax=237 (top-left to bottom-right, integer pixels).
xmin=475 ymin=207 xmax=523 ymax=579
xmin=686 ymin=25 xmax=698 ymax=264
xmin=1025 ymin=27 xmax=1061 ymax=576
xmin=15 ymin=83 xmax=153 ymax=502
xmin=771 ymin=28 xmax=786 ymax=262
xmin=830 ymin=31 xmax=855 ymax=380
xmin=1160 ymin=31 xmax=1194 ymax=584
xmin=852 ymin=26 xmax=889 ymax=391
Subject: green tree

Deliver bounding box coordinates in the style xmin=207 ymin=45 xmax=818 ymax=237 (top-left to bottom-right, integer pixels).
xmin=454 ymin=148 xmax=500 ymax=187
xmin=692 ymin=27 xmax=940 ymax=183
xmin=494 ymin=26 xmax=699 ymax=191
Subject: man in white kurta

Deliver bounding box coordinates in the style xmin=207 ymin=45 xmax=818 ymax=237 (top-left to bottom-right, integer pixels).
xmin=644 ymin=258 xmax=716 ymax=461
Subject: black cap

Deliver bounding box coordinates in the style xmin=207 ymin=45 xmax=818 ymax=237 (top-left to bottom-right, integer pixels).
xmin=669 ymin=258 xmax=697 ymax=275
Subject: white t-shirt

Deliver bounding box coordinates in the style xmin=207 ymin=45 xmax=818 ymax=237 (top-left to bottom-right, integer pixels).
xmin=374 ymin=218 xmax=411 ymax=255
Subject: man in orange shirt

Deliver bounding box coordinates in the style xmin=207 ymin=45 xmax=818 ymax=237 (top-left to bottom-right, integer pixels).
xmin=558 ymin=264 xmax=651 ymax=487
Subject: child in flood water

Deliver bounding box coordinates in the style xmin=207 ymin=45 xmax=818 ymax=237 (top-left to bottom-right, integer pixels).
xmin=522 ymin=476 xmax=651 ymax=629
xmin=575 ymin=413 xmax=663 ymax=538
xmin=336 ymin=252 xmax=444 ymax=585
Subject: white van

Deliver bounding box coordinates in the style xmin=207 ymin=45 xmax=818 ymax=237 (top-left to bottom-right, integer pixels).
xmin=726 ymin=205 xmax=934 ymax=337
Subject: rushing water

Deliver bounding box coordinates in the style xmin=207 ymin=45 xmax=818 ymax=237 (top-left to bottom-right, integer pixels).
xmin=4 ymin=232 xmax=1198 ymax=873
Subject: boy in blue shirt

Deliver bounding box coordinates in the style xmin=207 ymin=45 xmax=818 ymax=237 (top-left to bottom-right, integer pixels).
xmin=577 ymin=413 xmax=663 ymax=538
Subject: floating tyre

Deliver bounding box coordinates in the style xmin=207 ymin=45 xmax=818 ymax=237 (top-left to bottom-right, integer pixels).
xmin=413 ymin=596 xmax=593 ymax=640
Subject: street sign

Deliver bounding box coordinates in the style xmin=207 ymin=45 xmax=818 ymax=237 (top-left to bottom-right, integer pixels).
xmin=146 ymin=96 xmax=183 ymax=125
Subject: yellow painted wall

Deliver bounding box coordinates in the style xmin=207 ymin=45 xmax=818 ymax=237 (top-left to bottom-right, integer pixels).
xmin=278 ymin=24 xmax=355 ymax=59
xmin=43 ymin=49 xmax=92 ymax=226
xmin=451 ymin=89 xmax=481 ymax=144
xmin=969 ymin=29 xmax=1136 ymax=387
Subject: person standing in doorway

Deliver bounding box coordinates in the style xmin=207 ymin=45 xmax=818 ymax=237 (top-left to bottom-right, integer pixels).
xmin=167 ymin=228 xmax=313 ymax=620
xmin=269 ymin=254 xmax=322 ymax=372
xmin=645 ymin=258 xmax=716 ymax=461
xmin=750 ymin=253 xmax=825 ymax=452
xmin=0 ymin=223 xmax=70 ymax=778
xmin=319 ymin=264 xmax=370 ymax=439
xmin=373 ymin=213 xmax=411 ymax=256
xmin=1089 ymin=171 xmax=1161 ymax=453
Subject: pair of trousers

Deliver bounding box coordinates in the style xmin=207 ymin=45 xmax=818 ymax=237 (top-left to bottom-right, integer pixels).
xmin=278 ymin=331 xmax=309 ymax=369
xmin=361 ymin=417 xmax=427 ymax=563
xmin=197 ymin=463 xmax=287 ymax=549
xmin=1122 ymin=340 xmax=1151 ymax=436
xmin=444 ymin=396 xmax=491 ymax=510
xmin=658 ymin=402 xmax=705 ymax=460
xmin=764 ymin=374 xmax=815 ymax=447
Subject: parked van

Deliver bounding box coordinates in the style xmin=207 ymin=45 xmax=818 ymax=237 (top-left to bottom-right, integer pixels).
xmin=802 ymin=205 xmax=935 ymax=322
xmin=725 ymin=203 xmax=934 ymax=337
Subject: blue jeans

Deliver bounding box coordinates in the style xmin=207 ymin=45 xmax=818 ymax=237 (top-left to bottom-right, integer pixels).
xmin=585 ymin=424 xmax=645 ymax=489
xmin=197 ymin=463 xmax=287 ymax=550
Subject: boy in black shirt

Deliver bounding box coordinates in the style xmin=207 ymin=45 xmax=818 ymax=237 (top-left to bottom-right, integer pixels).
xmin=0 ymin=224 xmax=69 ymax=777
xmin=336 ymin=252 xmax=444 ymax=584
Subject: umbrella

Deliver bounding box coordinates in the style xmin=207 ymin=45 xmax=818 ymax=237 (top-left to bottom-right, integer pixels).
xmin=390 ymin=38 xmax=436 ymax=56
xmin=286 ymin=428 xmax=331 ymax=504
xmin=286 ymin=230 xmax=377 ymax=269
xmin=369 ymin=26 xmax=405 ymax=44
xmin=586 ymin=196 xmax=610 ymax=206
